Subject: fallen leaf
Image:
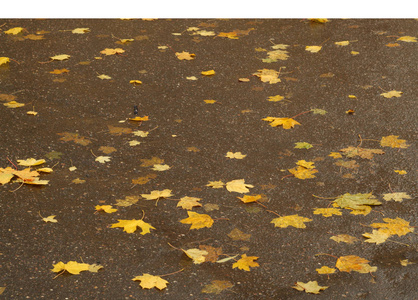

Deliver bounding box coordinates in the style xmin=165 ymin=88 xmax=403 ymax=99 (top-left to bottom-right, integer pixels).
xmin=330 ymin=234 xmax=358 ymax=244
xmin=232 ymin=254 xmax=259 ymax=271
xmin=294 ymin=142 xmax=313 ymax=149
xmin=115 ymin=195 xmax=140 ymax=207
xmin=49 ymin=68 xmax=69 ymax=74
xmin=192 ymin=30 xmax=215 ymax=36
xmin=228 ymin=228 xmax=251 ymax=241
xmin=0 ymin=57 xmax=10 ymax=66
xmin=206 ymin=181 xmax=225 ymax=188
xmin=50 ymin=54 xmax=70 ymax=61
xmin=394 ymin=169 xmax=407 ymax=174
xmin=128 ymin=140 xmax=141 ymax=146
xmin=129 ymin=80 xmax=143 ymax=86
xmin=382 ymin=192 xmax=411 ymax=202
xmin=141 ymin=189 xmax=173 ymax=200
xmin=72 ymin=178 xmax=86 ymax=184
xmin=140 ymin=157 xmax=164 ymax=167
xmin=397 ymin=36 xmax=417 ymax=42
xmin=263 ymin=117 xmax=300 ymax=129
xmin=329 ymin=152 xmax=343 ymax=159
xmin=3 ymin=101 xmax=25 ymax=108
xmin=380 ymin=135 xmax=409 ymax=148
xmin=95 ymin=156 xmax=111 ymax=164
xmin=339 ymin=146 xmax=384 ymax=159
xmin=201 ymin=280 xmax=233 ymax=294
xmin=305 ymin=46 xmax=322 ymax=53
xmin=271 ymin=215 xmax=312 ymax=228
xmin=204 ymin=203 xmax=219 ymax=212
xmin=183 ymin=248 xmax=208 ymax=264
xmin=58 ymin=132 xmax=91 ymax=145
xmin=253 ymin=69 xmax=281 ymax=83
xmin=288 ymin=165 xmax=318 ymax=179
xmin=99 ymin=146 xmax=117 ymax=154
xmin=201 ymin=70 xmax=215 ymax=76
xmin=111 ymin=219 xmax=155 ymax=234
xmin=132 ymin=130 xmax=149 ymax=137
xmin=238 ymin=194 xmax=262 ymax=203
xmin=293 ymin=281 xmax=328 ymax=294
xmin=400 ymin=259 xmax=414 ymax=266
xmin=69 ymin=166 xmax=77 ymax=171
xmin=262 ymin=49 xmax=289 ymax=62
xmin=186 ymin=76 xmax=198 ymax=80
xmin=27 ymin=110 xmax=38 ymax=115
xmin=43 ymin=215 xmax=58 ymax=223
xmin=333 ymin=192 xmax=381 ymax=214
xmin=17 ymin=158 xmax=45 ymax=167
xmin=51 ymin=261 xmax=90 ymax=275
xmin=316 ymin=266 xmax=336 ymax=274
xmin=0 ymin=169 xmax=14 ymax=185
xmin=180 ymin=211 xmax=214 ymax=229
xmin=5 ymin=27 xmax=24 ymax=35
xmin=177 ymin=196 xmax=202 ymax=210
xmin=175 ymin=51 xmax=196 ymax=60
xmin=37 ymin=167 xmax=53 ymax=173
xmin=225 ymin=152 xmax=247 ymax=159
xmin=132 ymin=274 xmax=168 ymax=290
xmin=363 ymin=230 xmax=391 ymax=244
xmin=72 ymin=28 xmax=90 ymax=34
xmin=88 ymin=264 xmax=103 ymax=273
xmin=204 ymin=99 xmax=217 ymax=104
xmin=267 ymin=95 xmax=285 ymax=102
xmin=351 ymin=51 xmax=360 ymax=55
xmin=226 ymin=179 xmax=254 ymax=193
xmin=218 ymin=31 xmax=239 ymax=39
xmin=334 ymin=160 xmax=359 ymax=169
xmin=0 ymin=94 xmax=16 ymax=102
xmin=336 ymin=255 xmax=377 ymax=273
xmin=238 ymin=78 xmax=250 ymax=82
xmin=335 ymin=40 xmax=350 ymax=46
xmin=100 ymin=48 xmax=125 ymax=55
xmin=309 ymin=18 xmax=329 ymax=23
xmin=313 ymin=208 xmax=342 ymax=217
xmin=95 ymin=205 xmax=118 ymax=213
xmin=370 ymin=217 xmax=414 ymax=237
xmin=97 ymin=74 xmax=111 ymax=80
xmin=380 ymin=90 xmax=402 ymax=98
xmin=386 ymin=43 xmax=400 ymax=47
xmin=152 ymin=164 xmax=170 ymax=171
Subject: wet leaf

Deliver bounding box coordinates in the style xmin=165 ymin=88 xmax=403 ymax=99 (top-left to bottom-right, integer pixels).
xmin=397 ymin=36 xmax=417 ymax=42
xmin=88 ymin=264 xmax=103 ymax=273
xmin=201 ymin=280 xmax=233 ymax=294
xmin=288 ymin=163 xmax=318 ymax=179
xmin=313 ymin=208 xmax=342 ymax=217
xmin=140 ymin=157 xmax=164 ymax=167
xmin=5 ymin=27 xmax=24 ymax=35
xmin=369 ymin=217 xmax=414 ymax=237
xmin=400 ymin=259 xmax=414 ymax=266
xmin=339 ymin=146 xmax=384 ymax=159
xmin=99 ymin=146 xmax=117 ymax=154
xmin=293 ymin=281 xmax=328 ymax=294
xmin=329 ymin=152 xmax=343 ymax=159
xmin=177 ymin=196 xmax=202 ymax=210
xmin=111 ymin=219 xmax=155 ymax=234
xmin=58 ymin=132 xmax=91 ymax=146
xmin=43 ymin=215 xmax=58 ymax=223
xmin=238 ymin=194 xmax=262 ymax=203
xmin=0 ymin=57 xmax=10 ymax=66
xmin=262 ymin=117 xmax=300 ymax=129
xmin=52 ymin=261 xmax=91 ymax=275
xmin=0 ymin=169 xmax=14 ymax=184
xmin=97 ymin=74 xmax=111 ymax=80
xmin=330 ymin=234 xmax=358 ymax=244
xmin=95 ymin=205 xmax=118 ymax=213
xmin=253 ymin=69 xmax=281 ymax=83
xmin=336 ymin=255 xmax=377 ymax=273
xmin=199 ymin=245 xmax=222 ymax=262
xmin=335 ymin=40 xmax=350 ymax=46
xmin=204 ymin=99 xmax=216 ymax=104
xmin=4 ymin=101 xmax=25 ymax=108
xmin=151 ymin=164 xmax=170 ymax=171
xmin=50 ymin=54 xmax=70 ymax=61
xmin=267 ymin=95 xmax=285 ymax=102
xmin=141 ymin=189 xmax=173 ymax=200
xmin=262 ymin=49 xmax=289 ymax=62
xmin=228 ymin=228 xmax=251 ymax=241
xmin=201 ymin=70 xmax=215 ymax=76
xmin=17 ymin=158 xmax=45 ymax=167
xmin=271 ymin=215 xmax=312 ymax=229
xmin=180 ymin=211 xmax=214 ymax=229
xmin=100 ymin=48 xmax=125 ymax=55
xmin=382 ymin=192 xmax=411 ymax=202
xmin=132 ymin=274 xmax=168 ymax=290
xmin=294 ymin=142 xmax=313 ymax=149
xmin=316 ymin=266 xmax=336 ymax=274
xmin=380 ymin=135 xmax=409 ymax=148
xmin=115 ymin=195 xmax=140 ymax=207
xmin=394 ymin=169 xmax=407 ymax=174
xmin=232 ymin=254 xmax=259 ymax=271
xmin=305 ymin=46 xmax=322 ymax=53
xmin=363 ymin=230 xmax=391 ymax=244
xmin=95 ymin=156 xmax=111 ymax=164
xmin=183 ymin=248 xmax=208 ymax=264
xmin=225 ymin=152 xmax=246 ymax=159
xmin=309 ymin=18 xmax=329 ymax=23
xmin=226 ymin=179 xmax=254 ymax=193
xmin=129 ymin=80 xmax=142 ymax=86
xmin=380 ymin=90 xmax=402 ymax=98
xmin=133 ymin=130 xmax=149 ymax=137
xmin=175 ymin=51 xmax=195 ymax=60
xmin=72 ymin=28 xmax=90 ymax=34
xmin=333 ymin=192 xmax=381 ymax=215
xmin=218 ymin=31 xmax=239 ymax=39
xmin=72 ymin=178 xmax=86 ymax=184
xmin=50 ymin=68 xmax=69 ymax=74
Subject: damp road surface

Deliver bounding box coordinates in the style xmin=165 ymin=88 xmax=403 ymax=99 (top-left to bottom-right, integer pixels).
xmin=0 ymin=19 xmax=417 ymax=299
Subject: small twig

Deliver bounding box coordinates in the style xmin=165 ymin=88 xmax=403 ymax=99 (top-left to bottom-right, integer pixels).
xmin=141 ymin=210 xmax=145 ymax=220
xmin=357 ymin=134 xmax=363 ymax=148
xmin=149 ymin=125 xmax=159 ymax=132
xmin=165 ymin=44 xmax=177 ymax=54
xmin=90 ymin=149 xmax=97 ymax=158
xmin=213 ymin=217 xmax=230 ymax=221
xmin=387 ymin=239 xmax=409 ymax=247
xmin=266 ymin=210 xmax=281 ymax=217
xmin=290 ymin=110 xmax=311 ymax=119
xmin=10 ymin=182 xmax=24 ymax=192
xmin=314 ymin=253 xmax=338 ymax=259
xmin=52 ymin=269 xmax=66 ymax=279
xmin=157 ymin=268 xmax=185 ymax=277
xmin=6 ymin=157 xmax=18 ymax=170
xmin=312 ymin=194 xmax=336 ymax=200
xmin=388 ymin=183 xmax=394 ymax=193
xmin=167 ymin=242 xmax=181 ymax=251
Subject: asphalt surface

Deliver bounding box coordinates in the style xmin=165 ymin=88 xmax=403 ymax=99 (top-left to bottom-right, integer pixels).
xmin=0 ymin=19 xmax=417 ymax=299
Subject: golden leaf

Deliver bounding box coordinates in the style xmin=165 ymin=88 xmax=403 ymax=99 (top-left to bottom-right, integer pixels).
xmin=262 ymin=50 xmax=289 ymax=62
xmin=333 ymin=192 xmax=381 ymax=211
xmin=37 ymin=168 xmax=53 ymax=173
xmin=293 ymin=281 xmax=328 ymax=294
xmin=313 ymin=208 xmax=342 ymax=217
xmin=316 ymin=266 xmax=336 ymax=274
xmin=204 ymin=99 xmax=217 ymax=104
xmin=177 ymin=196 xmax=202 ymax=210
xmin=0 ymin=169 xmax=14 ymax=185
xmin=228 ymin=228 xmax=251 ymax=241
xmin=253 ymin=69 xmax=281 ymax=83
xmin=72 ymin=28 xmax=90 ymax=34
xmin=339 ymin=146 xmax=384 ymax=159
xmin=50 ymin=54 xmax=70 ymax=61
xmin=4 ymin=101 xmax=25 ymax=108
xmin=201 ymin=70 xmax=215 ymax=76
xmin=394 ymin=169 xmax=407 ymax=174
xmin=330 ymin=234 xmax=358 ymax=244
xmin=43 ymin=215 xmax=58 ymax=223
xmin=95 ymin=205 xmax=118 ymax=213
xmin=202 ymin=280 xmax=233 ymax=294
xmin=183 ymin=248 xmax=208 ymax=264
xmin=52 ymin=261 xmax=90 ymax=275
xmin=363 ymin=230 xmax=391 ymax=244
xmin=232 ymin=254 xmax=259 ymax=271
xmin=151 ymin=164 xmax=170 ymax=171
xmin=140 ymin=156 xmax=164 ymax=167
xmin=175 ymin=51 xmax=196 ymax=60
xmin=115 ymin=195 xmax=140 ymax=207
xmin=238 ymin=194 xmax=262 ymax=203
xmin=206 ymin=181 xmax=225 ymax=188
xmin=132 ymin=274 xmax=168 ymax=290
xmin=382 ymin=192 xmax=411 ymax=202
xmin=99 ymin=146 xmax=117 ymax=154
xmin=108 ymin=125 xmax=132 ymax=135
xmin=111 ymin=219 xmax=155 ymax=234
xmin=58 ymin=132 xmax=91 ymax=145
xmin=180 ymin=211 xmax=214 ymax=229
xmin=225 ymin=152 xmax=246 ymax=159
xmin=262 ymin=117 xmax=300 ymax=129
xmin=95 ymin=156 xmax=111 ymax=163
xmin=141 ymin=189 xmax=173 ymax=200
xmin=397 ymin=36 xmax=417 ymax=42
xmin=271 ymin=215 xmax=312 ymax=228
xmin=5 ymin=27 xmax=24 ymax=35
xmin=369 ymin=217 xmax=414 ymax=237
xmin=380 ymin=135 xmax=409 ymax=148
xmin=49 ymin=68 xmax=69 ymax=74
xmin=218 ymin=31 xmax=239 ymax=39
xmin=335 ymin=41 xmax=350 ymax=46
xmin=336 ymin=255 xmax=377 ymax=273
xmin=129 ymin=80 xmax=143 ymax=85
xmin=100 ymin=48 xmax=125 ymax=55
xmin=72 ymin=178 xmax=86 ymax=184
xmin=267 ymin=95 xmax=285 ymax=102
xmin=97 ymin=74 xmax=111 ymax=80
xmin=288 ymin=166 xmax=318 ymax=179
xmin=17 ymin=158 xmax=46 ymax=167
xmin=309 ymin=18 xmax=329 ymax=23
xmin=226 ymin=179 xmax=254 ymax=193
xmin=380 ymin=90 xmax=403 ymax=98
xmin=305 ymin=46 xmax=322 ymax=53
xmin=0 ymin=57 xmax=10 ymax=66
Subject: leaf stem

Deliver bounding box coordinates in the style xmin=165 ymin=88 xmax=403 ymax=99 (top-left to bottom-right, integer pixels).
xmin=158 ymin=268 xmax=185 ymax=277
xmin=290 ymin=110 xmax=311 ymax=119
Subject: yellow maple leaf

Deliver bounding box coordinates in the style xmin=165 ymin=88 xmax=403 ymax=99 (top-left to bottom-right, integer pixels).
xmin=293 ymin=281 xmax=328 ymax=294
xmin=129 ymin=80 xmax=143 ymax=85
xmin=336 ymin=255 xmax=377 ymax=273
xmin=4 ymin=101 xmax=25 ymax=108
xmin=0 ymin=57 xmax=10 ymax=66
xmin=370 ymin=217 xmax=414 ymax=237
xmin=232 ymin=254 xmax=259 ymax=271
xmin=50 ymin=54 xmax=70 ymax=61
xmin=49 ymin=69 xmax=70 ymax=74
xmin=382 ymin=192 xmax=411 ymax=202
xmin=330 ymin=234 xmax=358 ymax=244
xmin=141 ymin=189 xmax=173 ymax=200
xmin=152 ymin=164 xmax=170 ymax=171
xmin=380 ymin=135 xmax=409 ymax=148
xmin=262 ymin=117 xmax=300 ymax=129
xmin=305 ymin=46 xmax=322 ymax=53
xmin=238 ymin=194 xmax=262 ymax=203
xmin=140 ymin=156 xmax=164 ymax=167
xmin=253 ymin=69 xmax=281 ymax=83
xmin=180 ymin=211 xmax=214 ymax=229
xmin=5 ymin=27 xmax=24 ymax=35
xmin=43 ymin=215 xmax=58 ymax=223
xmin=225 ymin=152 xmax=246 ymax=159
xmin=115 ymin=195 xmax=140 ymax=207
xmin=267 ymin=95 xmax=285 ymax=102
xmin=110 ymin=219 xmax=155 ymax=234
xmin=97 ymin=74 xmax=111 ymax=80
xmin=288 ymin=166 xmax=318 ymax=179
xmin=100 ymin=48 xmax=125 ymax=55
xmin=23 ymin=178 xmax=49 ymax=185
xmin=218 ymin=31 xmax=239 ymax=39
xmin=226 ymin=179 xmax=254 ymax=193
xmin=95 ymin=205 xmax=118 ymax=213
xmin=335 ymin=41 xmax=350 ymax=46
xmin=271 ymin=215 xmax=312 ymax=228
xmin=397 ymin=36 xmax=417 ymax=42
xmin=72 ymin=28 xmax=90 ymax=34
xmin=52 ymin=261 xmax=90 ymax=275
xmin=363 ymin=230 xmax=391 ymax=244
xmin=380 ymin=90 xmax=403 ymax=98
xmin=394 ymin=169 xmax=407 ymax=174
xmin=177 ymin=196 xmax=202 ymax=210
xmin=329 ymin=152 xmax=342 ymax=159
xmin=95 ymin=156 xmax=111 ymax=163
xmin=296 ymin=160 xmax=315 ymax=169
xmin=0 ymin=168 xmax=15 ymax=185
xmin=17 ymin=158 xmax=46 ymax=167
xmin=175 ymin=51 xmax=196 ymax=60
xmin=132 ymin=273 xmax=168 ymax=290
xmin=183 ymin=248 xmax=209 ymax=264
xmin=313 ymin=208 xmax=342 ymax=217
xmin=316 ymin=266 xmax=336 ymax=274
xmin=201 ymin=70 xmax=215 ymax=76
xmin=206 ymin=180 xmax=225 ymax=188
xmin=204 ymin=99 xmax=217 ymax=104
xmin=12 ymin=168 xmax=40 ymax=181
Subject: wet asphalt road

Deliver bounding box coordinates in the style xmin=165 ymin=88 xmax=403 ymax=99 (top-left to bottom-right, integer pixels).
xmin=0 ymin=19 xmax=417 ymax=299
